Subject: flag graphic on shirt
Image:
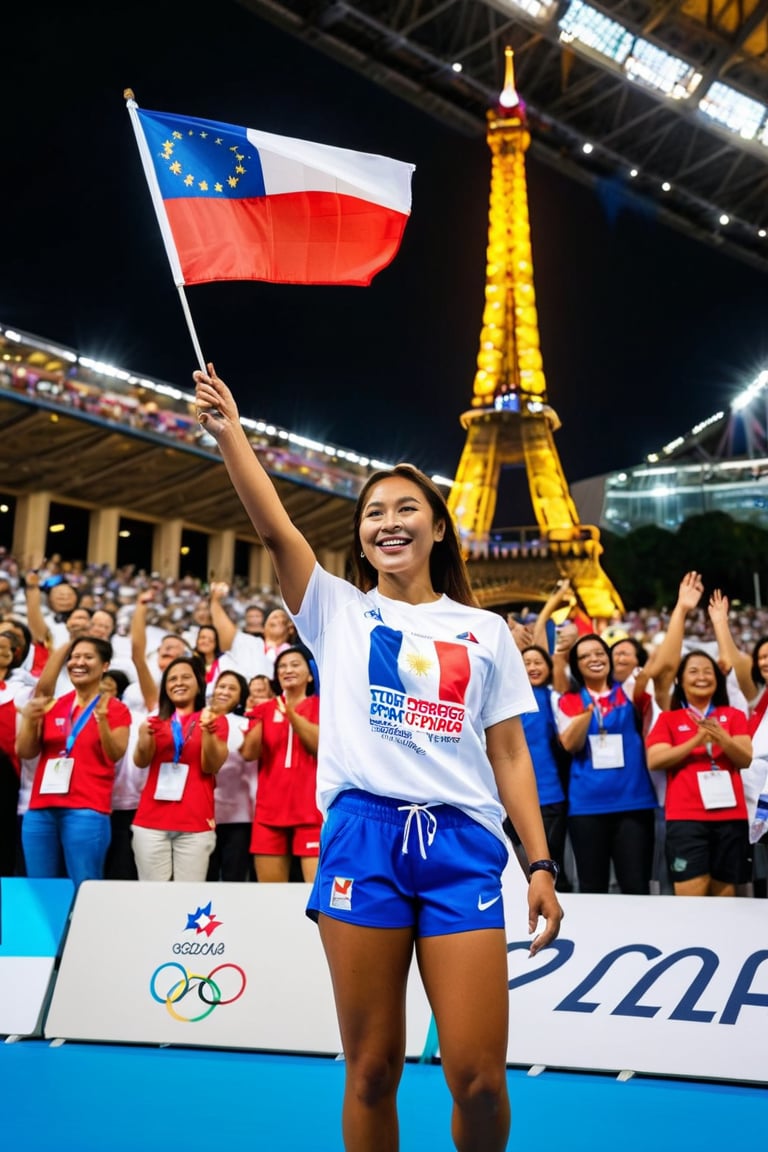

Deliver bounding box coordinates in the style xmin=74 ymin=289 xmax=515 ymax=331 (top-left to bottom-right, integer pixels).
xmin=368 ymin=626 xmax=470 ymax=705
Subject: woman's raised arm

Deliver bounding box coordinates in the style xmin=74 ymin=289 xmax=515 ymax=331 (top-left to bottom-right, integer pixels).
xmin=194 ymin=363 xmax=316 ymax=613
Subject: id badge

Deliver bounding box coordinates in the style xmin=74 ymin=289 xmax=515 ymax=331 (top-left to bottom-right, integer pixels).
xmin=697 ymin=769 xmax=737 ymax=810
xmin=39 ymin=756 xmax=75 ymax=795
xmin=588 ymin=733 xmax=625 ymax=769
xmin=154 ymin=761 xmax=189 ymax=801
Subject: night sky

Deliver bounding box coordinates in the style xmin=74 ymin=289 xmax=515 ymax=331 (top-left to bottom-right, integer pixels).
xmin=4 ymin=0 xmax=768 ymax=488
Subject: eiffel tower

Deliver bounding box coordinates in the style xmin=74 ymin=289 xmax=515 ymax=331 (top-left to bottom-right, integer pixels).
xmin=447 ymin=49 xmax=623 ymax=621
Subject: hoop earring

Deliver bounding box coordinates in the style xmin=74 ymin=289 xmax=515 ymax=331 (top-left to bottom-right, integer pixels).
xmin=360 ymin=550 xmax=365 ymax=558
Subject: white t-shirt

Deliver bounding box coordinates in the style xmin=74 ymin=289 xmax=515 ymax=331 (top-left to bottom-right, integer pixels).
xmin=293 ymin=564 xmax=536 ymax=844
xmin=227 ymin=631 xmax=273 ymax=682
xmin=213 ymin=713 xmax=257 ymax=825
xmin=111 ymin=702 xmax=150 ymax=811
xmin=741 ymin=685 xmax=768 ymax=826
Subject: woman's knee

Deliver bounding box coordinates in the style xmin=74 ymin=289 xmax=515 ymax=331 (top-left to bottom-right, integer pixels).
xmin=347 ymin=1051 xmax=402 ymax=1107
xmin=447 ymin=1062 xmax=508 ymax=1114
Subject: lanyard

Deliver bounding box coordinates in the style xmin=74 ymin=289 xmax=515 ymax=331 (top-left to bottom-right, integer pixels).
xmin=170 ymin=712 xmax=196 ymax=762
xmin=580 ymin=685 xmax=619 ymax=734
xmin=687 ymin=704 xmax=719 ymax=767
xmin=65 ymin=696 xmax=100 ymax=755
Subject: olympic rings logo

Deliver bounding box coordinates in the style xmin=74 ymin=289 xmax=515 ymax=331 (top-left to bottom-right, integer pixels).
xmin=150 ymin=961 xmax=247 ymax=1022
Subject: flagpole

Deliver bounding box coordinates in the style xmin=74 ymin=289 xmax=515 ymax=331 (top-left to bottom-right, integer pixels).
xmin=124 ymin=89 xmax=207 ymax=373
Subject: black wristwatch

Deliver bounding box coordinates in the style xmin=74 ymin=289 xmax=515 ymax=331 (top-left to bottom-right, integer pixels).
xmin=528 ymin=859 xmax=559 ymax=882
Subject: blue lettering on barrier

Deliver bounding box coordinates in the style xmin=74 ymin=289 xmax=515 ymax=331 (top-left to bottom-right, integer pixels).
xmin=506 ymin=938 xmax=768 ymax=1025
xmin=556 ymin=945 xmax=661 ymax=1014
xmin=721 ymin=949 xmax=768 ymax=1025
xmin=506 ymin=938 xmax=574 ymax=989
xmin=172 ymin=941 xmax=226 ymax=956
xmin=613 ymin=947 xmax=718 ymax=1022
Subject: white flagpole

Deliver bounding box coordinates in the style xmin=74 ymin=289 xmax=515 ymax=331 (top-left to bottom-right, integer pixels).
xmin=124 ymin=89 xmax=207 ymax=373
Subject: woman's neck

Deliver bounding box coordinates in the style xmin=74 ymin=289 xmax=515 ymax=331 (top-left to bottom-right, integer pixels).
xmin=74 ymin=687 xmax=99 ymax=708
xmin=173 ymin=703 xmax=196 ymax=716
xmin=282 ymin=688 xmax=306 ymax=707
xmin=584 ymin=678 xmax=610 ymax=696
xmin=376 ymin=572 xmax=440 ymax=605
xmin=686 ymin=695 xmax=713 ymax=716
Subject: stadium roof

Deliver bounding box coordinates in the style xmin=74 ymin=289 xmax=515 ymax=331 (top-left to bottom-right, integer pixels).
xmin=239 ymin=0 xmax=768 ymax=273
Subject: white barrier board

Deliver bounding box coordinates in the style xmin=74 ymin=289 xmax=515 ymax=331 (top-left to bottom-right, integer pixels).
xmin=43 ymin=872 xmax=768 ymax=1084
xmin=503 ymin=886 xmax=767 ymax=1083
xmin=45 ymin=881 xmax=434 ymax=1056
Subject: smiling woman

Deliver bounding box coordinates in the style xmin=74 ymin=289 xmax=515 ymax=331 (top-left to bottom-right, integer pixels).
xmin=16 ymin=635 xmax=132 ymax=887
xmin=131 ymin=655 xmax=229 ymax=881
xmin=192 ymin=362 xmax=563 ymax=1152
xmin=556 ymin=632 xmax=658 ymax=895
xmin=241 ymin=643 xmax=320 ymax=883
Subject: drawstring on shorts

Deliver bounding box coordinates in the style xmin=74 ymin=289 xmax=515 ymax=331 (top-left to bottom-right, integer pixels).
xmin=398 ymin=804 xmax=438 ymax=859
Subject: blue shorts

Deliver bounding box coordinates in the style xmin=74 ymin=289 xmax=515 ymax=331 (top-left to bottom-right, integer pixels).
xmin=306 ymin=789 xmax=510 ymax=936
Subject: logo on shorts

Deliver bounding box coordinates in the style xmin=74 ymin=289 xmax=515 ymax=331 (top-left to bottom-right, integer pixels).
xmin=477 ymin=893 xmax=501 ymax=911
xmin=330 ymin=877 xmax=353 ymax=910
xmin=671 ymin=857 xmax=688 ymax=873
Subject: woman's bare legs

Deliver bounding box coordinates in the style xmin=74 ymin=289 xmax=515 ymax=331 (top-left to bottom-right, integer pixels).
xmin=254 ymin=853 xmax=291 ymax=882
xmin=318 ymin=916 xmax=415 ymax=1152
xmin=417 ymin=929 xmax=511 ymax=1152
xmin=675 ymin=873 xmax=735 ymax=897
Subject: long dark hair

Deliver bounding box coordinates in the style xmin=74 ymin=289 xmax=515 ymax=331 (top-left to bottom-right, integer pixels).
xmin=67 ymin=635 xmax=113 ymax=664
xmin=213 ymin=669 xmax=249 ymax=716
xmin=670 ymin=649 xmax=729 ymax=711
xmin=0 ymin=618 xmax=31 ymax=665
xmin=611 ymin=635 xmax=648 ymax=669
xmin=272 ymin=644 xmax=318 ymax=697
xmin=352 ymin=463 xmax=476 ymax=606
xmin=157 ymin=656 xmax=207 ymax=719
xmin=751 ymin=636 xmax=768 ymax=688
xmin=521 ymin=644 xmax=554 ymax=685
xmin=193 ymin=624 xmax=222 ymax=662
xmin=568 ymin=633 xmax=614 ymax=689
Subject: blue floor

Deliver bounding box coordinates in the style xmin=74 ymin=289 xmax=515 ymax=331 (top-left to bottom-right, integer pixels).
xmin=3 ymin=1039 xmax=765 ymax=1151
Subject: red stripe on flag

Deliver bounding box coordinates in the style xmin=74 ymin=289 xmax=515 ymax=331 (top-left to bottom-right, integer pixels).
xmin=434 ymin=641 xmax=471 ymax=704
xmin=165 ymin=191 xmax=408 ymax=286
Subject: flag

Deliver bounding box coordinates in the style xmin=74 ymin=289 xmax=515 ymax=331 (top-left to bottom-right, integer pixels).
xmin=133 ymin=107 xmax=415 ymax=287
xmin=368 ymin=625 xmax=471 ymax=704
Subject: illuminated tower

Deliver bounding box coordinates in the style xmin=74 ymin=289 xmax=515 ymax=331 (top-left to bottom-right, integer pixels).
xmin=448 ymin=49 xmax=623 ymax=619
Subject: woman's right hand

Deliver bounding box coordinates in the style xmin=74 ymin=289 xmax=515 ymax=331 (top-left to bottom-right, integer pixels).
xmin=193 ymin=362 xmax=240 ymax=439
xmin=21 ymin=696 xmax=51 ymax=723
xmin=708 ymin=588 xmax=728 ymax=624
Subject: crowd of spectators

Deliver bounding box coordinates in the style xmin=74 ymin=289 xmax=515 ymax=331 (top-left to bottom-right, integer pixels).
xmin=1 ymin=358 xmax=370 ymax=499
xmin=0 ymin=550 xmax=283 ymax=642
xmin=1 ymin=548 xmax=766 ymax=896
xmin=5 ymin=547 xmax=768 ymax=656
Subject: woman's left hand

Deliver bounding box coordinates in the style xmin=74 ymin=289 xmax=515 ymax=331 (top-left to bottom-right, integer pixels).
xmin=528 ymin=874 xmax=565 ymax=956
